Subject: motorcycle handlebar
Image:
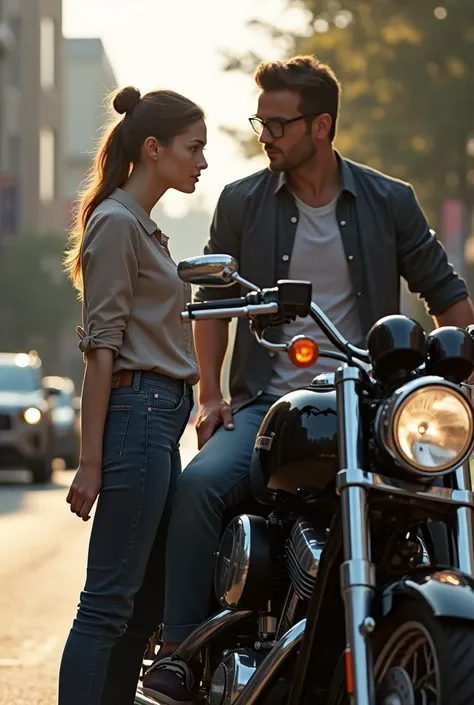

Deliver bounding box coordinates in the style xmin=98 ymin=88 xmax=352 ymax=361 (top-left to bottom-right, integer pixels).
xmin=187 ymin=297 xmax=247 ymax=313
xmin=181 ymin=301 xmax=280 ymax=322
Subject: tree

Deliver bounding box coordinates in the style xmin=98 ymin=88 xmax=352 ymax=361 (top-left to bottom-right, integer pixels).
xmin=0 ymin=233 xmax=80 ymax=376
xmin=224 ymin=0 xmax=474 ymax=229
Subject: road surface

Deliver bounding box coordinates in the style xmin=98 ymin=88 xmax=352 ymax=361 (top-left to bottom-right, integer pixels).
xmin=0 ymin=424 xmax=198 ymax=705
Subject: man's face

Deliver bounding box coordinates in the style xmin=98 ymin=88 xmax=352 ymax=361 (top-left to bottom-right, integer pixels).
xmin=253 ymin=90 xmax=320 ymax=172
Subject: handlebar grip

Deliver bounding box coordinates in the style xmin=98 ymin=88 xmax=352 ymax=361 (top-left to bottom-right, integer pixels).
xmin=187 ymin=297 xmax=247 ymax=313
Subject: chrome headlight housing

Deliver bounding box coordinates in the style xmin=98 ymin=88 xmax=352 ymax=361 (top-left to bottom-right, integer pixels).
xmin=376 ymin=376 xmax=474 ymax=476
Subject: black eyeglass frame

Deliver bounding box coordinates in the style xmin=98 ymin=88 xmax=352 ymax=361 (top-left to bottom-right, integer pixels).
xmin=248 ymin=112 xmax=323 ymax=138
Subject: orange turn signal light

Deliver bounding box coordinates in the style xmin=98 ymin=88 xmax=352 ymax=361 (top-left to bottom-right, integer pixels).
xmin=287 ymin=336 xmax=319 ymax=368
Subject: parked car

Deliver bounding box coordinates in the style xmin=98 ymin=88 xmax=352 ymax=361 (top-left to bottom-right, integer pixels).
xmin=0 ymin=352 xmax=54 ymax=483
xmin=43 ymin=375 xmax=80 ymax=469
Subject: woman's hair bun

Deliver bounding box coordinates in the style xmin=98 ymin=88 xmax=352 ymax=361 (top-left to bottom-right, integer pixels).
xmin=113 ymin=86 xmax=141 ymax=115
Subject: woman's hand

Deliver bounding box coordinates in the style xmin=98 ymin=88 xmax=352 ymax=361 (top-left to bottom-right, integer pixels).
xmin=66 ymin=463 xmax=102 ymax=521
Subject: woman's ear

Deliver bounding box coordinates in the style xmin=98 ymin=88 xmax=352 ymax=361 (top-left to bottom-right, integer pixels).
xmin=143 ymin=136 xmax=162 ymax=161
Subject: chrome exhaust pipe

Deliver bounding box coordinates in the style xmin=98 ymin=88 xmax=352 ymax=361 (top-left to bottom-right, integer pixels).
xmin=174 ymin=608 xmax=254 ymax=663
xmin=233 ymin=619 xmax=306 ymax=705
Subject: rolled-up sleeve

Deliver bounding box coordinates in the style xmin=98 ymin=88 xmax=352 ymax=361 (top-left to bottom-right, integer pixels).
xmin=395 ymin=184 xmax=468 ymax=315
xmin=78 ymin=211 xmax=140 ymax=356
xmin=194 ymin=185 xmax=242 ymax=303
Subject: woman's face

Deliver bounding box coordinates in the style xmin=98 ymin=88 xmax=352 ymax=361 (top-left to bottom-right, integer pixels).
xmin=155 ymin=119 xmax=208 ymax=193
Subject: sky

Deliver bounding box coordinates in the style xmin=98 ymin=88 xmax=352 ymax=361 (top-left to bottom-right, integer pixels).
xmin=62 ymin=0 xmax=309 ymax=216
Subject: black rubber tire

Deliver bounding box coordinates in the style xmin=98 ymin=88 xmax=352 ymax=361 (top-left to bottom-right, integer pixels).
xmin=328 ymin=597 xmax=474 ymax=704
xmin=30 ymin=457 xmax=52 ymax=484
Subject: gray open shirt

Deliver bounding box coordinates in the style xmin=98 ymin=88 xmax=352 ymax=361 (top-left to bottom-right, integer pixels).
xmin=195 ymin=155 xmax=468 ymax=410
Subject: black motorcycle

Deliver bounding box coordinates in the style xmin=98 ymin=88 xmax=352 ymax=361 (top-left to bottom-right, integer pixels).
xmin=136 ymin=254 xmax=474 ymax=705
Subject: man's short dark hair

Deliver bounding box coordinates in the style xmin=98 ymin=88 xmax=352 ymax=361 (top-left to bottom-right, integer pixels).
xmin=254 ymin=55 xmax=341 ymax=142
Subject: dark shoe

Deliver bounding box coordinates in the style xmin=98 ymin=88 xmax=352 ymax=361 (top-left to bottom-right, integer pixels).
xmin=142 ymin=655 xmax=199 ymax=705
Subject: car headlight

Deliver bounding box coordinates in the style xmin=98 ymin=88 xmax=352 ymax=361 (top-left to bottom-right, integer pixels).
xmin=376 ymin=376 xmax=474 ymax=476
xmin=23 ymin=407 xmax=42 ymax=425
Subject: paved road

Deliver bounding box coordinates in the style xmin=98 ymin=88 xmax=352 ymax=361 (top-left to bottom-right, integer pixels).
xmin=0 ymin=424 xmax=198 ymax=705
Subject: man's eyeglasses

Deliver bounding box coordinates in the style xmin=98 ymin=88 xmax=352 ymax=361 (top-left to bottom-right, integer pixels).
xmin=248 ymin=113 xmax=322 ymax=139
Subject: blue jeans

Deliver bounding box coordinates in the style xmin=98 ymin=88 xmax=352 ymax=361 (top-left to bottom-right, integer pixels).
xmin=59 ymin=371 xmax=192 ymax=705
xmin=162 ymin=394 xmax=278 ymax=642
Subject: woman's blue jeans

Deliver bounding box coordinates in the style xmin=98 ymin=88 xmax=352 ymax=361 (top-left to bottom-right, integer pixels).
xmin=58 ymin=371 xmax=192 ymax=705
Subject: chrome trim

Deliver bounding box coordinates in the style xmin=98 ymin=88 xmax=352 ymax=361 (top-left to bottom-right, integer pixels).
xmin=335 ymin=366 xmax=376 ymax=705
xmin=336 ymin=468 xmax=474 ymax=508
xmin=454 ymin=460 xmax=474 ymax=577
xmin=233 ymin=619 xmax=306 ymax=705
xmin=177 ymin=254 xmax=239 ymax=287
xmin=209 ymin=649 xmax=261 ymax=705
xmin=216 ymin=515 xmax=252 ymax=609
xmin=181 ymin=302 xmax=279 ymax=322
xmin=286 ymin=519 xmax=325 ymax=601
xmin=230 ymin=272 xmax=262 ymax=293
xmin=311 ymin=372 xmax=336 ymax=386
xmin=174 ymin=609 xmax=254 ymax=664
xmin=375 ymin=375 xmax=474 ymax=477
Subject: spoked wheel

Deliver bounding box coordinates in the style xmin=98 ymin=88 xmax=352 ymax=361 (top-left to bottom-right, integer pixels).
xmin=375 ymin=620 xmax=439 ymax=703
xmin=328 ymin=598 xmax=474 ymax=704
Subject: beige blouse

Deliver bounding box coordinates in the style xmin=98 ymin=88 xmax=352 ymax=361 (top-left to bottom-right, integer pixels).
xmin=77 ymin=188 xmax=200 ymax=385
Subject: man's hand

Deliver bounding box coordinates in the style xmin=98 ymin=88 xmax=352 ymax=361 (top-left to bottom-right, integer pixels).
xmin=66 ymin=462 xmax=102 ymax=521
xmin=195 ymin=398 xmax=234 ymax=450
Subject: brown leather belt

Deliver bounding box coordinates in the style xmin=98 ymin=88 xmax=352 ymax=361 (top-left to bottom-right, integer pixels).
xmin=111 ymin=370 xmax=135 ymax=388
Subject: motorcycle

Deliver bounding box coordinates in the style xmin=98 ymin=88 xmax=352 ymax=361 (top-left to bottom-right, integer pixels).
xmin=136 ymin=254 xmax=474 ymax=705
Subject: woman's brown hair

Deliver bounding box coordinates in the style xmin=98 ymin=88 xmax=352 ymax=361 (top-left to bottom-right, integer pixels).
xmin=64 ymin=86 xmax=204 ymax=294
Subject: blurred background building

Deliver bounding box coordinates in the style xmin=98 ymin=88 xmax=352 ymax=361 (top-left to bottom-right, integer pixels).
xmin=0 ymin=0 xmax=64 ymax=238
xmin=64 ymin=37 xmax=117 ymax=227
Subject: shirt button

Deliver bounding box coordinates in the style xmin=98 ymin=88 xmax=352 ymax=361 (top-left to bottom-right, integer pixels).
xmin=257 ymin=389 xmax=263 ymax=396
xmin=269 ymin=351 xmax=276 ymax=358
xmin=291 ymin=216 xmax=298 ymax=223
xmin=348 ymin=255 xmax=354 ymax=261
xmin=357 ymin=291 xmax=363 ymax=297
xmin=282 ymin=254 xmax=290 ymax=262
xmin=154 ymin=393 xmax=159 ymax=398
xmin=340 ymin=220 xmax=347 ymax=226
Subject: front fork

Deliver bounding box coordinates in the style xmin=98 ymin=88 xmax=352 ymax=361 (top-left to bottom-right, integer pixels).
xmin=335 ymin=366 xmax=376 ymax=704
xmin=334 ymin=370 xmax=474 ymax=705
xmin=454 ymin=384 xmax=474 ymax=575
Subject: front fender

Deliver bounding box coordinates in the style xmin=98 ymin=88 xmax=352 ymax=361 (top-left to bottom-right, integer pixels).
xmin=381 ymin=567 xmax=474 ymax=621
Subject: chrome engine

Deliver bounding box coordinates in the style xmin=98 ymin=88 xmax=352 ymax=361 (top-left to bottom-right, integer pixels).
xmin=208 ymin=649 xmax=262 ymax=705
xmin=286 ymin=519 xmax=326 ymax=600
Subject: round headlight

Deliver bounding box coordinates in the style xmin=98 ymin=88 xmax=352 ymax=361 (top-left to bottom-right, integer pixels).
xmin=377 ymin=377 xmax=474 ymax=476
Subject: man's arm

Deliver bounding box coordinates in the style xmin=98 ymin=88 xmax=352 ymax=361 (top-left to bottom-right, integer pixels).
xmin=395 ymin=184 xmax=474 ymax=328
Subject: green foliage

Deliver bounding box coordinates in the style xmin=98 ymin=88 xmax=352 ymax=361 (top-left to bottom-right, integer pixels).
xmin=0 ymin=233 xmax=80 ymax=374
xmin=224 ymin=0 xmax=474 ymax=228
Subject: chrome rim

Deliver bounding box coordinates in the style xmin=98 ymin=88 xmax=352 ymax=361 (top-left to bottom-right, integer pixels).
xmin=374 ymin=621 xmax=440 ymax=703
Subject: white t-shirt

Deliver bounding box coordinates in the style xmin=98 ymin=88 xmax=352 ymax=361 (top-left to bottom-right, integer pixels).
xmin=265 ymin=192 xmax=364 ymax=396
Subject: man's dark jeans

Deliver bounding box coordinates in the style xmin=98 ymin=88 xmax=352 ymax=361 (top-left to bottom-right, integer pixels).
xmin=162 ymin=394 xmax=278 ymax=642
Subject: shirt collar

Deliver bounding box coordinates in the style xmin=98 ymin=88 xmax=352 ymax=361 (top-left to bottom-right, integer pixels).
xmin=109 ymin=188 xmax=158 ymax=236
xmin=273 ymin=150 xmax=358 ymax=198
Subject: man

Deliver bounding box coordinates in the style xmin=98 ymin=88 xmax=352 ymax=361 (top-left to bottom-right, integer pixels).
xmin=143 ymin=55 xmax=474 ymax=703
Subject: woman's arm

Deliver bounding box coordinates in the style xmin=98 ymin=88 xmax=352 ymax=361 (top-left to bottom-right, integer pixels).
xmin=67 ymin=211 xmax=140 ymax=521
xmin=66 ymin=349 xmax=113 ymax=521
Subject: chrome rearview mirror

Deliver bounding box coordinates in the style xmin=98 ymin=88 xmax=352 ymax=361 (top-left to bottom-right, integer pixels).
xmin=177 ymin=255 xmax=238 ymax=287
xmin=177 ymin=255 xmax=260 ymax=292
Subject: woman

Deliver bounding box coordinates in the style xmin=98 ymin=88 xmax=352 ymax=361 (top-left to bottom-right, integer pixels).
xmin=59 ymin=85 xmax=207 ymax=705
